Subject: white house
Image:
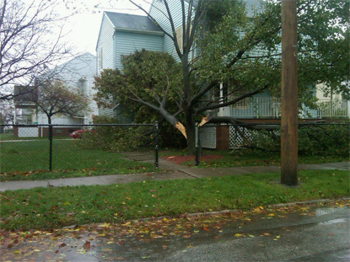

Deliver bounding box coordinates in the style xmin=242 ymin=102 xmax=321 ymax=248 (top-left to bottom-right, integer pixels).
xmin=95 ymin=0 xmax=348 ymax=120
xmin=13 ymin=52 xmax=98 ymax=137
xmin=95 ymin=0 xmax=285 ymax=120
xmin=96 ymin=12 xmax=164 ymax=117
xmin=14 ymin=52 xmax=98 ymax=126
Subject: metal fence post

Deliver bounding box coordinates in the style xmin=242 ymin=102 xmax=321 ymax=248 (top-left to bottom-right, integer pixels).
xmin=195 ymin=123 xmax=199 ymax=166
xmin=154 ymin=121 xmax=159 ymax=169
xmin=49 ymin=124 xmax=53 ymax=171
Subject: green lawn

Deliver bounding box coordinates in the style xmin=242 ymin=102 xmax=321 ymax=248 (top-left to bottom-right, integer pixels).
xmin=0 ymin=132 xmax=68 ymax=141
xmin=161 ymin=149 xmax=349 ymax=167
xmin=0 ymin=139 xmax=156 ymax=181
xmin=0 ymin=132 xmax=15 ymax=140
xmin=0 ymin=170 xmax=348 ymax=231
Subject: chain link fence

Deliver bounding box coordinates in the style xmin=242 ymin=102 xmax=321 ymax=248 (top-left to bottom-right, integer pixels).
xmin=196 ymin=122 xmax=350 ymax=165
xmin=0 ymin=123 xmax=159 ymax=175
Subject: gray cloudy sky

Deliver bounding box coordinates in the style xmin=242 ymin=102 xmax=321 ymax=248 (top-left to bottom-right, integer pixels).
xmin=63 ymin=0 xmax=148 ymax=55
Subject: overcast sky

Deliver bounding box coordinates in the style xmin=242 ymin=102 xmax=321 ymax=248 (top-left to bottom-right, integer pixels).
xmin=62 ymin=0 xmax=149 ymax=56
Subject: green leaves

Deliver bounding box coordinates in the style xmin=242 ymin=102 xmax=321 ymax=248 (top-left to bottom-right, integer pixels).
xmin=94 ymin=50 xmax=182 ymax=118
xmin=196 ymin=0 xmax=349 ymax=100
xmin=36 ymin=80 xmax=90 ymax=123
xmin=93 ymin=50 xmax=186 ymax=148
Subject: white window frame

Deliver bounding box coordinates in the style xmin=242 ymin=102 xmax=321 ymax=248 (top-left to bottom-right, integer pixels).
xmin=98 ymin=49 xmax=103 ymax=69
xmin=175 ymin=26 xmax=183 ymax=52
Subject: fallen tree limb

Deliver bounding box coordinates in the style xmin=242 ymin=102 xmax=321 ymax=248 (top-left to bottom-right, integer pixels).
xmin=199 ymin=116 xmax=325 ymax=131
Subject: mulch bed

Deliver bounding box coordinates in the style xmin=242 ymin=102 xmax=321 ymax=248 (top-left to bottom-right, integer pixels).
xmin=162 ymin=155 xmax=224 ymax=165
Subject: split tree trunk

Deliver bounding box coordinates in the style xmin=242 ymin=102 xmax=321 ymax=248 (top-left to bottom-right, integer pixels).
xmin=185 ymin=110 xmax=196 ymax=155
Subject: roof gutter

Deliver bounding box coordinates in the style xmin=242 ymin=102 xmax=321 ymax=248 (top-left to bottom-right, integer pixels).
xmin=114 ymin=27 xmax=164 ymax=36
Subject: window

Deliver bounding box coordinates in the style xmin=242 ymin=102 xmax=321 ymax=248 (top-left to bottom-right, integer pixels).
xmin=98 ymin=49 xmax=103 ymax=69
xmin=82 ymin=55 xmax=92 ymax=61
xmin=78 ymin=77 xmax=87 ymax=95
xmin=175 ymin=26 xmax=183 ymax=52
xmin=175 ymin=24 xmax=193 ymax=56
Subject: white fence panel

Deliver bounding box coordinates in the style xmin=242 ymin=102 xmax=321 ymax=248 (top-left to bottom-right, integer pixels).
xmin=18 ymin=127 xmax=38 ymax=137
xmin=199 ymin=126 xmax=216 ymax=149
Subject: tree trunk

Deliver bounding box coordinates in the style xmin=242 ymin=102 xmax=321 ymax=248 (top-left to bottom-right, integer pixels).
xmin=181 ymin=51 xmax=197 ymax=154
xmin=185 ymin=108 xmax=196 ymax=154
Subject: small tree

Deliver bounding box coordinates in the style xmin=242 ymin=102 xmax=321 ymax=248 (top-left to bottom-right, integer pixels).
xmin=0 ymin=0 xmax=71 ymax=100
xmin=36 ymin=81 xmax=89 ymax=124
xmin=0 ymin=99 xmax=14 ymax=133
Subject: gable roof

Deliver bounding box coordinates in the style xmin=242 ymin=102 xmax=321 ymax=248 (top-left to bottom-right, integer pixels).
xmin=104 ymin=12 xmax=162 ymax=32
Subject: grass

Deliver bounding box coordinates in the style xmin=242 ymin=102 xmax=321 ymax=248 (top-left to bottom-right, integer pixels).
xmin=1 ymin=136 xmax=347 ymax=182
xmin=0 ymin=133 xmax=68 ymax=141
xmin=161 ymin=149 xmax=349 ymax=167
xmin=0 ymin=139 xmax=156 ymax=181
xmin=0 ymin=133 xmax=15 ymax=140
xmin=0 ymin=170 xmax=349 ymax=231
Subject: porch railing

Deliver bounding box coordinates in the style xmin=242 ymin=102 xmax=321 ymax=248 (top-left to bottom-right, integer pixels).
xmin=230 ymin=97 xmax=349 ymax=119
xmin=230 ymin=97 xmax=281 ymax=118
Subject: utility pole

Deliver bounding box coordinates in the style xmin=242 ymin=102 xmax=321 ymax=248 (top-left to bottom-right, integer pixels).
xmin=281 ymin=0 xmax=298 ymax=186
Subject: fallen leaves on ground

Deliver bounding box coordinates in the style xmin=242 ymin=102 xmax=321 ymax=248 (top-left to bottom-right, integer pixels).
xmin=161 ymin=155 xmax=224 ymax=165
xmin=0 ymin=199 xmax=348 ymax=261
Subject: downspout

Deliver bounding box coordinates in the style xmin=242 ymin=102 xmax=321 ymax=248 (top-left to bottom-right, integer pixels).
xmin=14 ymin=107 xmax=17 ymax=124
xmin=218 ymin=82 xmax=225 ymax=117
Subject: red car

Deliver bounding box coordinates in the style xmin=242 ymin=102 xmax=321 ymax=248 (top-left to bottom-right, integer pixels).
xmin=70 ymin=129 xmax=94 ymax=139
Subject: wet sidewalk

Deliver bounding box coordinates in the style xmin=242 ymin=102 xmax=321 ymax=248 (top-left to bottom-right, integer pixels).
xmin=0 ymin=160 xmax=349 ymax=192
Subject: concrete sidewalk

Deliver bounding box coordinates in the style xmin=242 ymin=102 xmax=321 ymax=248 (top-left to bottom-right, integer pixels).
xmin=0 ymin=160 xmax=349 ymax=192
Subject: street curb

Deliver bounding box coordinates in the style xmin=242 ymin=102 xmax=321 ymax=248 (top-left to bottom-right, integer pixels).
xmin=131 ymin=197 xmax=350 ymax=223
xmin=267 ymin=197 xmax=350 ymax=208
xmin=45 ymin=197 xmax=350 ymax=230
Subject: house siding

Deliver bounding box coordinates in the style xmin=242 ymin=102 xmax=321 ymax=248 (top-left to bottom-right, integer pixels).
xmin=98 ymin=106 xmax=115 ymax=118
xmin=53 ymin=53 xmax=98 ymax=124
xmin=37 ymin=113 xmax=84 ymax=125
xmin=149 ymin=0 xmax=188 ymax=61
xmin=15 ymin=53 xmax=97 ymax=126
xmin=96 ymin=15 xmax=115 ymax=71
xmin=114 ymin=31 xmax=164 ymax=70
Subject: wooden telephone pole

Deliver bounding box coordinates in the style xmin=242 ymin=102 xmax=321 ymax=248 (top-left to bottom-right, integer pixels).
xmin=281 ymin=0 xmax=298 ymax=186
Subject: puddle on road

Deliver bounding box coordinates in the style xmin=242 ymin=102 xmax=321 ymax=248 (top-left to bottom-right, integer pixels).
xmin=315 ymin=207 xmax=338 ymax=217
xmin=318 ymin=218 xmax=347 ymax=225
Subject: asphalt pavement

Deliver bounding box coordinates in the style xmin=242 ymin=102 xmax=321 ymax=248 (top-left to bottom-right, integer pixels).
xmin=153 ymin=205 xmax=350 ymax=261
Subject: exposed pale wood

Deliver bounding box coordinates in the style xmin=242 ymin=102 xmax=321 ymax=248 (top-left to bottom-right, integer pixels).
xmin=175 ymin=121 xmax=187 ymax=138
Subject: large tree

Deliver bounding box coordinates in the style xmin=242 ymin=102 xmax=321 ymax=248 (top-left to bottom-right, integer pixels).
xmin=94 ymin=50 xmax=187 ymax=147
xmin=35 ymin=80 xmax=89 ymax=124
xmin=0 ymin=0 xmax=71 ymax=100
xmin=98 ymin=0 xmax=348 ymax=153
xmin=95 ymin=50 xmax=183 ymax=129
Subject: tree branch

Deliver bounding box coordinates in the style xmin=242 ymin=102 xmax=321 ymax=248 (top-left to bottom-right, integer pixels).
xmin=195 ymin=84 xmax=269 ymax=114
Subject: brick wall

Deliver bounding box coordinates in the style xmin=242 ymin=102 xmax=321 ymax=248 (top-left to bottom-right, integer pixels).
xmin=216 ymin=125 xmax=230 ymax=151
xmin=40 ymin=127 xmax=80 ymax=137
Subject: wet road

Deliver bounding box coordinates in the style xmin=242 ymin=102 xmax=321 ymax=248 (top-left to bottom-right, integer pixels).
xmin=1 ymin=203 xmax=349 ymax=261
xmin=157 ymin=207 xmax=350 ymax=261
